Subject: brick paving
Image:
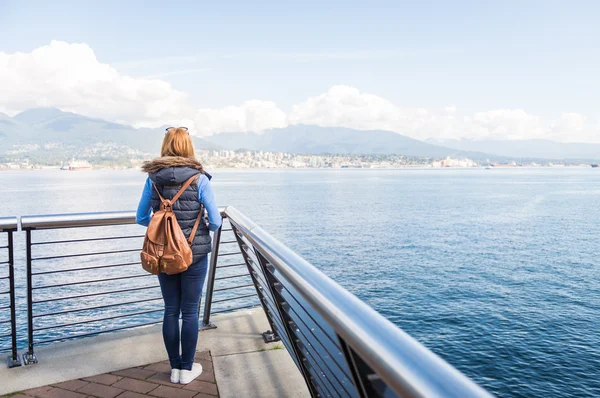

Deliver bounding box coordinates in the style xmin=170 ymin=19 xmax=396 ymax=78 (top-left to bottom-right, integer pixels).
xmin=3 ymin=351 xmax=218 ymax=398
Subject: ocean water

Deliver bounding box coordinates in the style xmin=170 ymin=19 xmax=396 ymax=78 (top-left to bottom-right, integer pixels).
xmin=0 ymin=168 xmax=598 ymax=397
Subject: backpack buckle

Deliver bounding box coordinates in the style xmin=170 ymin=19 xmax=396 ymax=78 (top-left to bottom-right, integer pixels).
xmin=161 ymin=200 xmax=173 ymax=212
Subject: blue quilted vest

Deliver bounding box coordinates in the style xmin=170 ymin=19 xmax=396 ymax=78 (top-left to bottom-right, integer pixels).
xmin=149 ymin=166 xmax=211 ymax=263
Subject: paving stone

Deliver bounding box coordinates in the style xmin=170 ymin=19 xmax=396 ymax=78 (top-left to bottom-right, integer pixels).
xmin=5 ymin=395 xmax=30 ymax=398
xmin=146 ymin=372 xmax=182 ymax=387
xmin=52 ymin=379 xmax=89 ymax=391
xmin=111 ymin=377 xmax=158 ymax=394
xmin=76 ymin=383 xmax=123 ymax=398
xmin=114 ymin=392 xmax=148 ymax=398
xmin=196 ymin=370 xmax=215 ymax=383
xmin=29 ymin=387 xmax=87 ymax=398
xmin=148 ymin=385 xmax=197 ymax=398
xmin=111 ymin=367 xmax=157 ymax=380
xmin=182 ymin=379 xmax=218 ymax=396
xmin=197 ymin=359 xmax=213 ymax=372
xmin=81 ymin=374 xmax=122 ymax=386
xmin=22 ymin=385 xmax=53 ymax=397
xmin=143 ymin=362 xmax=172 ymax=373
xmin=196 ymin=351 xmax=211 ymax=360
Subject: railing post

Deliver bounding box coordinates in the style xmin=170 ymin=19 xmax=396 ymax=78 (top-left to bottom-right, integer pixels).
xmin=6 ymin=229 xmax=20 ymax=368
xmin=200 ymin=223 xmax=222 ymax=330
xmin=23 ymin=229 xmax=37 ymax=365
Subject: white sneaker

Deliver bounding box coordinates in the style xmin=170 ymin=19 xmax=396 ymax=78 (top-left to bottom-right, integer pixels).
xmin=179 ymin=363 xmax=203 ymax=384
xmin=170 ymin=368 xmax=180 ymax=383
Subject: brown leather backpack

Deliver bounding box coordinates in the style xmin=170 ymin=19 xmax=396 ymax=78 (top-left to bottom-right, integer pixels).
xmin=140 ymin=175 xmax=202 ymax=275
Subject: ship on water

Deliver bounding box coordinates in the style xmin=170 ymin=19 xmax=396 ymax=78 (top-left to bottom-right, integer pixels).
xmin=592 ymin=164 xmax=599 ymax=168
xmin=60 ymin=159 xmax=93 ymax=171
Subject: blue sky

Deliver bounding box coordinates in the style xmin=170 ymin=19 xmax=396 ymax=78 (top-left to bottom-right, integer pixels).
xmin=0 ymin=0 xmax=598 ymax=141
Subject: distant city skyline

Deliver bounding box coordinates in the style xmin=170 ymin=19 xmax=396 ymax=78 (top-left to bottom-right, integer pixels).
xmin=0 ymin=0 xmax=598 ymax=142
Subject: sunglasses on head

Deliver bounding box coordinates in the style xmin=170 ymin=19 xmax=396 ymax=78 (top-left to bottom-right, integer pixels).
xmin=165 ymin=127 xmax=189 ymax=135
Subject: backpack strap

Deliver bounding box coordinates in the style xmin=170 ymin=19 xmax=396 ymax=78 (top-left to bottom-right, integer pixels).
xmin=153 ymin=174 xmax=198 ymax=206
xmin=171 ymin=175 xmax=199 ymax=204
xmin=152 ymin=174 xmax=205 ymax=245
xmin=187 ymin=203 xmax=204 ymax=245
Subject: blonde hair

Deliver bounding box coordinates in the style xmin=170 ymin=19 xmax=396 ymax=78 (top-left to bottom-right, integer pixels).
xmin=161 ymin=128 xmax=196 ymax=158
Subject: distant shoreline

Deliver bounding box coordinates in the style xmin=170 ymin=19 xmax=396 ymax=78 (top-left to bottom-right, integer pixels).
xmin=0 ymin=165 xmax=595 ymax=172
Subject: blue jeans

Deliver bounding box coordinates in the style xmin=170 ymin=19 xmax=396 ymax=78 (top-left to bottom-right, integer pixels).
xmin=158 ymin=255 xmax=208 ymax=370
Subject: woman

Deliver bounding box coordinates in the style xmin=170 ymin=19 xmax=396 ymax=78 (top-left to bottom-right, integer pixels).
xmin=136 ymin=127 xmax=222 ymax=385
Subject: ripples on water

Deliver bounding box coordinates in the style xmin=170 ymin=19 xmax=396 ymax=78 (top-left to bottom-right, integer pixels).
xmin=0 ymin=168 xmax=599 ymax=397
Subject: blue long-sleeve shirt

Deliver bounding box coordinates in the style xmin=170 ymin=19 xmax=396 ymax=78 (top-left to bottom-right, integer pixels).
xmin=136 ymin=174 xmax=222 ymax=232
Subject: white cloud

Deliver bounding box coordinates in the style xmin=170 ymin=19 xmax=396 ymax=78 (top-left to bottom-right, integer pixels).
xmin=0 ymin=41 xmax=286 ymax=135
xmin=290 ymin=86 xmax=598 ymax=142
xmin=193 ymin=100 xmax=287 ymax=135
xmin=464 ymin=109 xmax=545 ymax=140
xmin=0 ymin=41 xmax=191 ymax=126
xmin=289 ymin=85 xmax=430 ymax=133
xmin=0 ymin=41 xmax=597 ymax=142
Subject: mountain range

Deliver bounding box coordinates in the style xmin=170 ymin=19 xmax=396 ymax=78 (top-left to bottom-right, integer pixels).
xmin=427 ymin=138 xmax=600 ymax=160
xmin=0 ymin=108 xmax=217 ymax=156
xmin=206 ymin=125 xmax=497 ymax=160
xmin=0 ymin=108 xmax=598 ymax=163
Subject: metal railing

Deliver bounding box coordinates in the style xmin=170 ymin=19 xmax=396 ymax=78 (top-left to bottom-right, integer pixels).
xmin=17 ymin=208 xmax=257 ymax=365
xmin=0 ymin=217 xmax=19 ymax=368
xmin=200 ymin=216 xmax=263 ymax=332
xmin=20 ymin=211 xmax=158 ymax=365
xmin=8 ymin=207 xmax=491 ymax=397
xmin=204 ymin=206 xmax=492 ymax=398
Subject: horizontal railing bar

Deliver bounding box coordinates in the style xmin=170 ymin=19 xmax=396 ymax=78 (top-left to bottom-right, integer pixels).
xmin=211 ymin=304 xmax=260 ymax=314
xmin=0 ymin=291 xmax=8 ymax=295
xmin=34 ymin=320 xmax=163 ymax=345
xmin=0 ymin=246 xmax=8 ymax=250
xmin=0 ymin=319 xmax=10 ymax=324
xmin=300 ymin=339 xmax=346 ymax=398
xmin=215 ymin=273 xmax=249 ymax=281
xmin=32 ymin=248 xmax=140 ymax=261
xmin=0 ymin=333 xmax=12 ymax=339
xmin=212 ymin=293 xmax=257 ymax=303
xmin=224 ymin=205 xmax=492 ymax=398
xmin=0 ymin=305 xmax=10 ymax=310
xmin=217 ymin=252 xmax=241 ymax=257
xmin=33 ymin=285 xmax=160 ymax=303
xmin=274 ymin=275 xmax=343 ymax=352
xmin=21 ymin=208 xmax=226 ymax=230
xmin=0 ymin=261 xmax=9 ymax=265
xmin=288 ymin=309 xmax=354 ymax=389
xmin=32 ymin=261 xmax=139 ymax=275
xmin=220 ymin=240 xmax=238 ymax=244
xmin=33 ymin=297 xmax=163 ymax=318
xmin=0 ymin=217 xmax=18 ymax=231
xmin=34 ymin=308 xmax=164 ymax=331
xmin=296 ymin=336 xmax=345 ymax=398
xmin=286 ymin=297 xmax=343 ymax=353
xmin=0 ymin=276 xmax=9 ymax=280
xmin=33 ymin=274 xmax=150 ymax=289
xmin=213 ymin=284 xmax=254 ymax=292
xmin=216 ymin=262 xmax=246 ymax=268
xmin=22 ymin=211 xmax=136 ymax=229
xmin=32 ymin=234 xmax=145 ymax=246
xmin=221 ymin=229 xmax=233 ymax=232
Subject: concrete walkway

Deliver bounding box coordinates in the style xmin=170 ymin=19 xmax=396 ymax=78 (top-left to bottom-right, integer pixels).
xmin=0 ymin=308 xmax=310 ymax=398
